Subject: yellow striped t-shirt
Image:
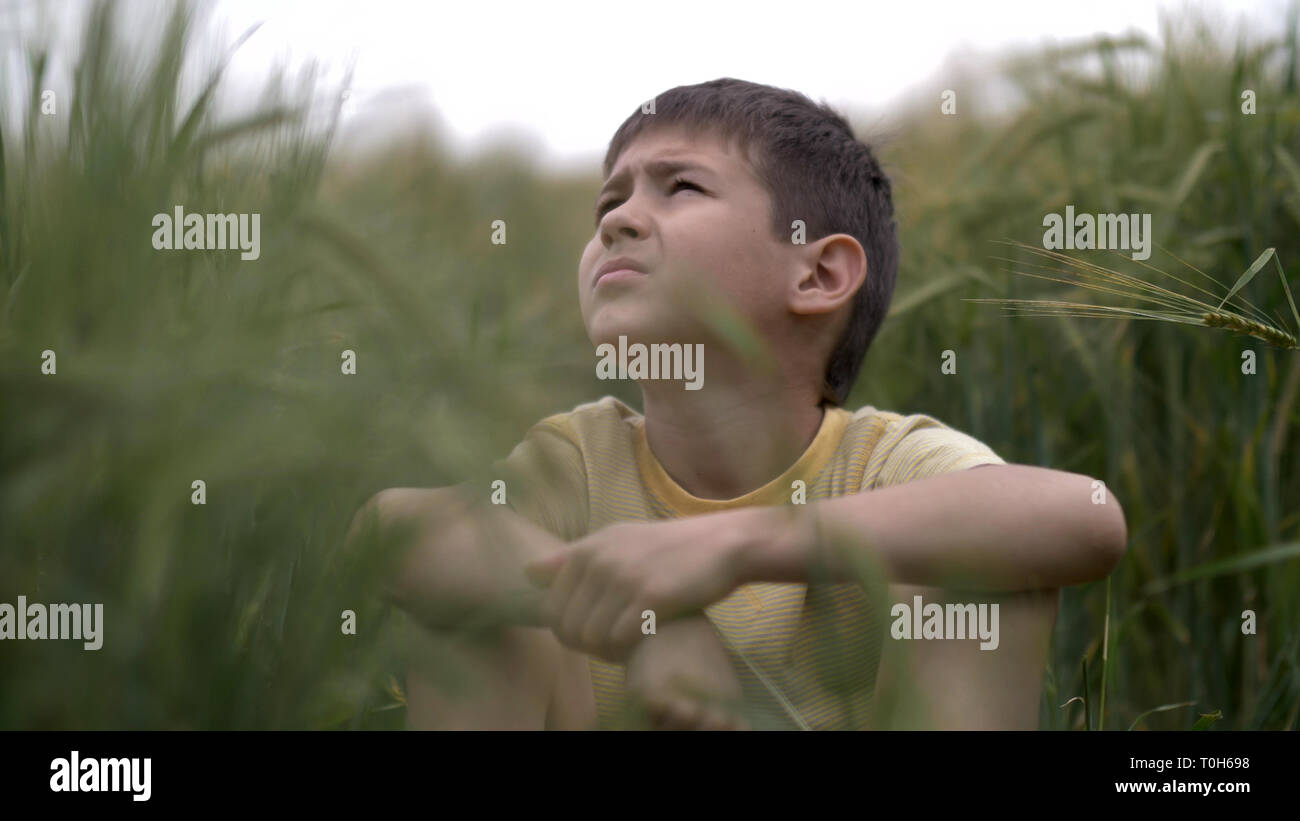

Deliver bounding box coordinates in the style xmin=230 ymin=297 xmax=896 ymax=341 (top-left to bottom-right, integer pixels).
xmin=494 ymin=395 xmax=1005 ymax=730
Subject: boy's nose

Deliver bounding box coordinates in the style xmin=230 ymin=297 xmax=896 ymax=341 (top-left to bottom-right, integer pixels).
xmin=600 ymin=202 xmax=649 ymax=243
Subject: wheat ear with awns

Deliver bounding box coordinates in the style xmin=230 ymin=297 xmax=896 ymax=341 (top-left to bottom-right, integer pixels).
xmin=967 ymin=241 xmax=1300 ymax=351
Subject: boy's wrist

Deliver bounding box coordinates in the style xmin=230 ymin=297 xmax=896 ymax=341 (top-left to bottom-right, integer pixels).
xmin=728 ymin=505 xmax=817 ymax=585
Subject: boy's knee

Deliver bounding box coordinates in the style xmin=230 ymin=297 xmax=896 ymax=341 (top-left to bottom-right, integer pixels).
xmin=878 ymin=585 xmax=1059 ymax=729
xmin=404 ymin=623 xmax=562 ymax=730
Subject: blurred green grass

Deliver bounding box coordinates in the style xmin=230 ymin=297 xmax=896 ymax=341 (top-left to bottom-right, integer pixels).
xmin=0 ymin=0 xmax=1296 ymax=729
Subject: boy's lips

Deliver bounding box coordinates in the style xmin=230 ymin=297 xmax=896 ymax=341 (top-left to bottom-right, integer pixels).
xmin=594 ymin=257 xmax=649 ymax=287
xmin=595 ymin=269 xmax=648 ymax=287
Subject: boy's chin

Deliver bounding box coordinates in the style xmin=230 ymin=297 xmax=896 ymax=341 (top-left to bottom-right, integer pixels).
xmin=586 ymin=317 xmax=675 ymax=349
xmin=584 ymin=303 xmax=713 ymax=349
xmin=586 ymin=327 xmax=696 ymax=349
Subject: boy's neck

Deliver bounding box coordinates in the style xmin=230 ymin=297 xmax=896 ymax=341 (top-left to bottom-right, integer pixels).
xmin=639 ymin=381 xmax=827 ymax=502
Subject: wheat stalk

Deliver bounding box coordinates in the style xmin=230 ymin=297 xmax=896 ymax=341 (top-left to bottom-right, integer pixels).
xmin=967 ymin=241 xmax=1300 ymax=351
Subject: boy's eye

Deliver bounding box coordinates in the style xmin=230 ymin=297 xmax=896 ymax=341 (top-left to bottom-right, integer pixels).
xmin=593 ymin=178 xmax=704 ymax=224
xmin=594 ymin=197 xmax=621 ymax=222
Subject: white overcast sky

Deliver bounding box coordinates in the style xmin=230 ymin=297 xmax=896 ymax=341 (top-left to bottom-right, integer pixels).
xmin=6 ymin=0 xmax=1289 ymax=170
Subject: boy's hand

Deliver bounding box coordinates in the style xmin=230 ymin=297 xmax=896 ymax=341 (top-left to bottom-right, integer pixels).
xmin=523 ymin=514 xmax=757 ymax=661
xmin=624 ymin=614 xmax=750 ymax=730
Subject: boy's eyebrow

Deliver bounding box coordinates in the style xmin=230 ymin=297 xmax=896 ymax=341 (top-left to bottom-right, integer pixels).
xmin=597 ymin=158 xmax=715 ymax=200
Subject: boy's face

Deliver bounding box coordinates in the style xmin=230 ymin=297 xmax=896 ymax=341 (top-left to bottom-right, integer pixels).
xmin=578 ymin=127 xmax=797 ymax=349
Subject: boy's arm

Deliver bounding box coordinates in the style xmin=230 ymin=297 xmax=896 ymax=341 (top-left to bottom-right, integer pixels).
xmin=527 ymin=464 xmax=1126 ymax=657
xmin=743 ymin=464 xmax=1127 ymax=590
xmin=351 ymin=487 xmax=749 ymax=726
xmin=349 ymin=486 xmax=564 ymax=632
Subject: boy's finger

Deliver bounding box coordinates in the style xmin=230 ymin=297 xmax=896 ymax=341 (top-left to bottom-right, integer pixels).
xmin=558 ymin=565 xmax=604 ymax=649
xmin=581 ymin=588 xmax=630 ymax=661
xmin=699 ymin=707 xmax=735 ymax=731
xmin=702 ymin=705 xmax=750 ymax=731
xmin=523 ymin=553 xmax=566 ymax=586
xmin=652 ymin=697 xmax=702 ymax=731
xmin=606 ymin=607 xmax=643 ymax=659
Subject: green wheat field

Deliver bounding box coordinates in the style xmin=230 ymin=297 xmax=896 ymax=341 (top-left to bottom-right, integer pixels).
xmin=1 ymin=1 xmax=1297 ymax=729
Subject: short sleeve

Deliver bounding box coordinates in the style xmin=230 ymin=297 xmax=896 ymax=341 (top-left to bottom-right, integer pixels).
xmin=490 ymin=420 xmax=589 ymax=542
xmin=874 ymin=420 xmax=1005 ymax=489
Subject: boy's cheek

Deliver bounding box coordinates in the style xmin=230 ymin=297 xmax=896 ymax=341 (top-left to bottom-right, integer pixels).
xmin=576 ymin=291 xmax=594 ymax=330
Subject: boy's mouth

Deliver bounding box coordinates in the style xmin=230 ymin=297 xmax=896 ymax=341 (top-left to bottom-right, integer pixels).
xmin=594 ymin=257 xmax=649 ymax=288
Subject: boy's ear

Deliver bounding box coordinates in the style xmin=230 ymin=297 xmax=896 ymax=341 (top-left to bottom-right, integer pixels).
xmin=788 ymin=233 xmax=868 ymax=317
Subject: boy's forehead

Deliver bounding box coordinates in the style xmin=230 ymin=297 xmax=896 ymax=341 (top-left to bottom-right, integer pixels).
xmin=604 ymin=128 xmax=751 ymax=185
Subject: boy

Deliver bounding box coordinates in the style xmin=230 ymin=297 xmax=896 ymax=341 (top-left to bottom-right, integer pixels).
xmin=359 ymin=78 xmax=1128 ymax=730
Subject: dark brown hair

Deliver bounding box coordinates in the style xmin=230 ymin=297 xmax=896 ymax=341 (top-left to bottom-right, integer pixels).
xmin=602 ymin=78 xmax=899 ymax=406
